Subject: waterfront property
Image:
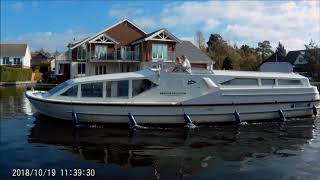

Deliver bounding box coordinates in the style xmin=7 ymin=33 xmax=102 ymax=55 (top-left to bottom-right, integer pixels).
xmin=54 ymin=19 xmax=213 ymax=83
xmin=259 ymin=48 xmax=320 ymax=80
xmin=31 ymin=51 xmax=51 ymax=66
xmin=0 ymin=43 xmax=31 ymax=68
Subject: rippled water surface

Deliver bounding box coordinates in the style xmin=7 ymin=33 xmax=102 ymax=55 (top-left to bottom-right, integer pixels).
xmin=1 ymin=87 xmax=320 ymax=180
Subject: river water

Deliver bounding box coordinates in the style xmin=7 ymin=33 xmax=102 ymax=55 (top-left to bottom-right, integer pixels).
xmin=1 ymin=87 xmax=320 ymax=179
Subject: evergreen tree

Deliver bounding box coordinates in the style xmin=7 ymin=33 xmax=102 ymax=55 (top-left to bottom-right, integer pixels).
xmin=207 ymin=34 xmax=225 ymax=48
xmin=276 ymin=42 xmax=287 ymax=57
xmin=256 ymin=41 xmax=273 ymax=61
xmin=305 ymin=39 xmax=319 ymax=80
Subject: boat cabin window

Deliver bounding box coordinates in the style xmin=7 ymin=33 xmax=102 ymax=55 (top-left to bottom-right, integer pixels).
xmin=106 ymin=80 xmax=129 ymax=98
xmin=278 ymin=79 xmax=302 ymax=86
xmin=48 ymin=80 xmax=72 ymax=95
xmin=81 ymin=82 xmax=103 ymax=97
xmin=261 ymin=79 xmax=275 ymax=86
xmin=61 ymin=85 xmax=78 ymax=97
xmin=132 ymin=79 xmax=157 ymax=96
xmin=221 ymin=78 xmax=258 ymax=86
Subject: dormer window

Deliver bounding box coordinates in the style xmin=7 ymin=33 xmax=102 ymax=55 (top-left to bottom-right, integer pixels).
xmin=152 ymin=44 xmax=168 ymax=61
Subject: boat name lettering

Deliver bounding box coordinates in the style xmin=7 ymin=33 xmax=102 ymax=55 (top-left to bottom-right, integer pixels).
xmin=160 ymin=92 xmax=186 ymax=96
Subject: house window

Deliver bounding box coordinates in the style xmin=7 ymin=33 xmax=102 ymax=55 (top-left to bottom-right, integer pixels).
xmin=134 ymin=45 xmax=140 ymax=60
xmin=81 ymin=82 xmax=103 ymax=97
xmin=221 ymin=78 xmax=258 ymax=86
xmin=121 ymin=46 xmax=131 ymax=60
xmin=152 ymin=44 xmax=168 ymax=61
xmin=61 ymin=85 xmax=78 ymax=97
xmin=2 ymin=57 xmax=9 ymax=64
xmin=77 ymin=63 xmax=86 ymax=75
xmin=132 ymin=79 xmax=157 ymax=97
xmin=95 ymin=45 xmax=107 ymax=60
xmin=13 ymin=58 xmax=21 ymax=64
xmin=77 ymin=44 xmax=86 ymax=60
xmin=106 ymin=80 xmax=128 ymax=98
xmin=58 ymin=64 xmax=64 ymax=75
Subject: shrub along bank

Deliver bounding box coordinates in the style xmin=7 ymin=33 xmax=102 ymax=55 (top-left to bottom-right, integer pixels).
xmin=0 ymin=66 xmax=32 ymax=82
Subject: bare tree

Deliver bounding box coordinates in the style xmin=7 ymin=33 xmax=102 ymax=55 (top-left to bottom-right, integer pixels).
xmin=195 ymin=30 xmax=206 ymax=50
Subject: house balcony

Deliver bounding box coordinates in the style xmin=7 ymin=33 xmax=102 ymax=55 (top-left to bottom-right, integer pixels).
xmin=151 ymin=51 xmax=176 ymax=62
xmin=90 ymin=50 xmax=141 ymax=63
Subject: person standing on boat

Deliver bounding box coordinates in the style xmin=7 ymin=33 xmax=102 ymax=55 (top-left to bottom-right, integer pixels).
xmin=173 ymin=57 xmax=183 ymax=72
xmin=181 ymin=55 xmax=192 ymax=73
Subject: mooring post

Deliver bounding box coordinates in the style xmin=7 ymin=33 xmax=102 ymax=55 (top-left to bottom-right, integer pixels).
xmin=278 ymin=109 xmax=286 ymax=121
xmin=313 ymin=105 xmax=318 ymax=116
xmin=128 ymin=112 xmax=138 ymax=127
xmin=183 ymin=113 xmax=197 ymax=128
xmin=183 ymin=113 xmax=192 ymax=124
xmin=234 ymin=110 xmax=241 ymax=124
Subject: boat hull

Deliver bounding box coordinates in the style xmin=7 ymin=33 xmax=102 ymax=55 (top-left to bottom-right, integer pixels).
xmin=27 ymin=96 xmax=319 ymax=124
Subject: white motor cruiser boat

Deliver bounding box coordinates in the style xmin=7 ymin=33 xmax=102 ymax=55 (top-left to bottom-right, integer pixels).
xmin=26 ymin=68 xmax=320 ymax=124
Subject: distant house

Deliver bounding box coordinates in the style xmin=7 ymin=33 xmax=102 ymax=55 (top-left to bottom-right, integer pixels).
xmin=259 ymin=52 xmax=293 ymax=72
xmin=54 ymin=18 xmax=213 ymax=83
xmin=52 ymin=51 xmax=71 ymax=83
xmin=0 ymin=43 xmax=31 ymax=68
xmin=259 ymin=49 xmax=320 ymax=80
xmin=31 ymin=52 xmax=51 ymax=65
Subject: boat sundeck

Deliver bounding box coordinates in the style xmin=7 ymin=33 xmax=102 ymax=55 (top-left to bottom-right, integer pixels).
xmin=26 ymin=68 xmax=320 ymax=124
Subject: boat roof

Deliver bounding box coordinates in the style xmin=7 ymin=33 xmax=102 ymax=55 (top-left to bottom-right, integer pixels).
xmin=71 ymin=68 xmax=156 ymax=83
xmin=71 ymin=68 xmax=306 ymax=84
xmin=212 ymin=70 xmax=306 ymax=79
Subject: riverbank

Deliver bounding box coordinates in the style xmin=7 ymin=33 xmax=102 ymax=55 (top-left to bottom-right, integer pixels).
xmin=0 ymin=82 xmax=57 ymax=91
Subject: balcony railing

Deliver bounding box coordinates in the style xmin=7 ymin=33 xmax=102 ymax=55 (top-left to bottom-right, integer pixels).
xmin=90 ymin=50 xmax=141 ymax=62
xmin=151 ymin=51 xmax=175 ymax=62
xmin=89 ymin=50 xmax=176 ymax=62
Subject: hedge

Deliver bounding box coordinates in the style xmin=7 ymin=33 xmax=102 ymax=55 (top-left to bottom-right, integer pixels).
xmin=0 ymin=66 xmax=32 ymax=82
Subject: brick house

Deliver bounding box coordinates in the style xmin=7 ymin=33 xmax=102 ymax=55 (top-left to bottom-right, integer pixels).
xmin=56 ymin=19 xmax=213 ymax=82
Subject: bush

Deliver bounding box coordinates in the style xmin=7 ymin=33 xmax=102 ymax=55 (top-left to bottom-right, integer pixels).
xmin=0 ymin=66 xmax=32 ymax=82
xmin=32 ymin=70 xmax=42 ymax=82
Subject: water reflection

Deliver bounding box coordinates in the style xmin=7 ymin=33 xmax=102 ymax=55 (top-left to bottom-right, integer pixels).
xmin=0 ymin=87 xmax=33 ymax=119
xmin=28 ymin=115 xmax=316 ymax=177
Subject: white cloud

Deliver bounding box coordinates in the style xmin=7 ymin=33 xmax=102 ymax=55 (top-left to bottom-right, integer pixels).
xmin=4 ymin=1 xmax=319 ymax=52
xmin=108 ymin=0 xmax=320 ymax=51
xmin=4 ymin=30 xmax=90 ymax=52
xmin=132 ymin=17 xmax=157 ymax=29
xmin=203 ymin=19 xmax=220 ymax=32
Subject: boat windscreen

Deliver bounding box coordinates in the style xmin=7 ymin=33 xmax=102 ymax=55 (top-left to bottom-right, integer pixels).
xmin=47 ymin=80 xmax=73 ymax=96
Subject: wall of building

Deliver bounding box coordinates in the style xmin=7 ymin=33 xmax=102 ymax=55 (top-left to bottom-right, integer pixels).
xmin=260 ymin=62 xmax=293 ymax=72
xmin=86 ymin=62 xmax=139 ymax=76
xmin=23 ymin=46 xmax=31 ymax=68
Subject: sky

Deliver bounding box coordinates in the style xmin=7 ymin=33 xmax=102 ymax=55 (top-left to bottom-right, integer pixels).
xmin=1 ymin=0 xmax=319 ymax=52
